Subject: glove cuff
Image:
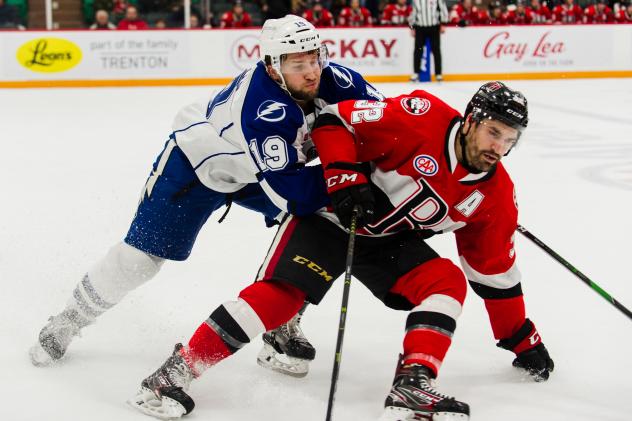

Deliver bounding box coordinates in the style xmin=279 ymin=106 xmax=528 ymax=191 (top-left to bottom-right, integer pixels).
xmin=496 ymin=318 xmax=542 ymax=355
xmin=325 ymin=165 xmax=368 ymax=194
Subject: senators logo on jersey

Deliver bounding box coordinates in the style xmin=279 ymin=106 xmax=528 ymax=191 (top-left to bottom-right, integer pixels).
xmin=401 ymin=97 xmax=431 ymax=115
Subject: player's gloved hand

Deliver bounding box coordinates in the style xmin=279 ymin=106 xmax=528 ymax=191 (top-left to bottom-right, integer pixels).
xmin=325 ymin=162 xmax=375 ymax=229
xmin=497 ymin=318 xmax=554 ymax=382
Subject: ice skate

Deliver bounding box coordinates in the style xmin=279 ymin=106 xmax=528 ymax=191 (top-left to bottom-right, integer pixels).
xmin=257 ymin=306 xmax=315 ymax=378
xmin=379 ymin=363 xmax=469 ymax=421
xmin=128 ymin=343 xmax=195 ymax=420
xmin=29 ymin=309 xmax=89 ymax=366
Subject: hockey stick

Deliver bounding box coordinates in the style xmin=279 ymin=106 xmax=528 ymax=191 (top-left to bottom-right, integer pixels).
xmin=517 ymin=224 xmax=632 ymax=321
xmin=325 ymin=207 xmax=360 ymax=421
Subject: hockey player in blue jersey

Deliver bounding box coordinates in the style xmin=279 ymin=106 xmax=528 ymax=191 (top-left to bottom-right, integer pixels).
xmin=29 ymin=15 xmax=383 ymax=378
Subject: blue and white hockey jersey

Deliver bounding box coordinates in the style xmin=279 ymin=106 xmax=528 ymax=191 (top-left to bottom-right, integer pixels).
xmin=171 ymin=61 xmax=382 ymax=216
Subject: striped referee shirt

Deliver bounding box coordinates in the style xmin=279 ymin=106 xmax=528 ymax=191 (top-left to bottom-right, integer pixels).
xmin=409 ymin=0 xmax=449 ymax=27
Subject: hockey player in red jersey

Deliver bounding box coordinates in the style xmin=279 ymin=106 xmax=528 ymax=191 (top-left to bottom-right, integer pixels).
xmin=129 ymin=83 xmax=553 ymax=420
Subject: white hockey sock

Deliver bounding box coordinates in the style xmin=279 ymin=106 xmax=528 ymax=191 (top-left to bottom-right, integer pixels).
xmin=67 ymin=242 xmax=164 ymax=323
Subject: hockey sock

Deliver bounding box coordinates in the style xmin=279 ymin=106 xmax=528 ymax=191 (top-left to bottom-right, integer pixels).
xmin=184 ymin=281 xmax=306 ymax=375
xmin=468 ymin=280 xmax=526 ymax=340
xmin=390 ymin=258 xmax=466 ymax=376
xmin=67 ymin=242 xmax=163 ymax=323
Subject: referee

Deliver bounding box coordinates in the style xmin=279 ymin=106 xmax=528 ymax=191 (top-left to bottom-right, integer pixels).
xmin=409 ymin=0 xmax=449 ymax=82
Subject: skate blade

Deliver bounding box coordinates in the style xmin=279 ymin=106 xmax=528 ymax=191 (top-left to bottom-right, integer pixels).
xmin=433 ymin=412 xmax=469 ymax=421
xmin=379 ymin=407 xmax=469 ymax=421
xmin=256 ymin=343 xmax=309 ymax=378
xmin=127 ymin=387 xmax=187 ymax=420
xmin=379 ymin=407 xmax=416 ymax=421
xmin=29 ymin=343 xmax=56 ymax=367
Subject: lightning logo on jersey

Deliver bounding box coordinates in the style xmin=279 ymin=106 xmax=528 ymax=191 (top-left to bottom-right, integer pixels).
xmin=331 ymin=66 xmax=355 ymax=89
xmin=256 ymin=101 xmax=288 ymax=122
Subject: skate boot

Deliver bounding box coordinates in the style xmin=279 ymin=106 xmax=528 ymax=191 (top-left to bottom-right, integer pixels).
xmin=29 ymin=309 xmax=90 ymax=366
xmin=129 ymin=343 xmax=196 ymax=420
xmin=257 ymin=304 xmax=315 ymax=377
xmin=379 ymin=363 xmax=469 ymax=421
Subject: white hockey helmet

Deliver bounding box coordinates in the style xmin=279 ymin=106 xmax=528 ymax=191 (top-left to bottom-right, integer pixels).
xmin=259 ymin=14 xmax=328 ymax=80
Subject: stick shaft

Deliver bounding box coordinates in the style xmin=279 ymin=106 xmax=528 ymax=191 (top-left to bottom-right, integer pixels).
xmin=325 ymin=209 xmax=359 ymax=421
xmin=516 ymin=224 xmax=632 ymax=320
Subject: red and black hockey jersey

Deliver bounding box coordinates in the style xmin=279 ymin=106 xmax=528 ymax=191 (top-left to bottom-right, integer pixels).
xmin=312 ymin=91 xmax=521 ymax=290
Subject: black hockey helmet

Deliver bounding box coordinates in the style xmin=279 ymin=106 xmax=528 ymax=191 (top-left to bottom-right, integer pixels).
xmin=465 ymin=81 xmax=529 ymax=133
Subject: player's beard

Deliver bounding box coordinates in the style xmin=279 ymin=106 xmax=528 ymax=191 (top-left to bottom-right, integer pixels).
xmin=469 ymin=147 xmax=500 ymax=172
xmin=288 ymin=81 xmax=320 ymax=101
xmin=464 ymin=137 xmax=500 ymax=172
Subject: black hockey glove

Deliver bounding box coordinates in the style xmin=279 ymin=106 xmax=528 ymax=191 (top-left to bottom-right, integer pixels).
xmin=497 ymin=318 xmax=554 ymax=382
xmin=324 ymin=162 xmax=375 ymax=229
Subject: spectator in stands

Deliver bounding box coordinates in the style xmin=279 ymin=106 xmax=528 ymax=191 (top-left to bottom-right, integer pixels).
xmin=617 ymin=1 xmax=632 ymax=21
xmin=221 ymin=0 xmax=253 ymax=27
xmin=166 ymin=0 xmax=202 ymax=28
xmin=258 ymin=0 xmax=292 ymax=20
xmin=584 ymin=0 xmax=615 ymax=22
xmin=338 ymin=0 xmax=372 ymax=26
xmin=154 ymin=18 xmax=167 ymax=28
xmin=329 ymin=0 xmax=347 ymax=18
xmin=90 ymin=9 xmax=116 ymax=29
xmin=506 ymin=0 xmax=533 ymax=24
xmin=380 ymin=0 xmax=412 ymax=26
xmin=552 ymin=0 xmax=583 ymax=23
xmin=190 ymin=14 xmax=201 ymax=27
xmin=528 ymin=0 xmax=552 ymax=23
xmin=0 ymin=0 xmax=20 ymax=28
xmin=303 ymin=0 xmax=335 ymax=26
xmin=112 ymin=0 xmax=129 ymax=17
xmin=486 ymin=0 xmax=507 ymax=24
xmin=117 ymin=5 xmax=149 ymax=29
xmin=450 ymin=0 xmax=485 ymax=26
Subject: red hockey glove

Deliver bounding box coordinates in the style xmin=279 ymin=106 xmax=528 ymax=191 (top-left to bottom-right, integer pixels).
xmin=496 ymin=318 xmax=554 ymax=382
xmin=325 ymin=162 xmax=375 ymax=229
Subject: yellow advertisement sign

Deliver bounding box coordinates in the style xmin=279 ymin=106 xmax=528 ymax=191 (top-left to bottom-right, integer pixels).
xmin=16 ymin=38 xmax=82 ymax=73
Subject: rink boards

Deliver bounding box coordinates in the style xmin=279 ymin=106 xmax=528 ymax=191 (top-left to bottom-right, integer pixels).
xmin=1 ymin=24 xmax=631 ymax=88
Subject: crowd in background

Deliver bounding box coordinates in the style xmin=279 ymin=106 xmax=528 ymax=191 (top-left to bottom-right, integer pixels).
xmin=1 ymin=0 xmax=631 ymax=30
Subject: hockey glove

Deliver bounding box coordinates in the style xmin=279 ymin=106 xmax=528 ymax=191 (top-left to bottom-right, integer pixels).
xmin=497 ymin=318 xmax=554 ymax=382
xmin=325 ymin=162 xmax=375 ymax=229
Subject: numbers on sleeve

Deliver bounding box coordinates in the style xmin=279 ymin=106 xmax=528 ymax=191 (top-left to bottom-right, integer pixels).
xmin=249 ymin=136 xmax=289 ymax=171
xmin=350 ymin=100 xmax=387 ymax=124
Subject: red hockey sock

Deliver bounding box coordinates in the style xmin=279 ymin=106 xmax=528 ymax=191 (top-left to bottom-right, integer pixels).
xmin=484 ymin=295 xmax=526 ymax=340
xmin=403 ymin=330 xmax=452 ymax=376
xmin=183 ymin=322 xmax=233 ymax=376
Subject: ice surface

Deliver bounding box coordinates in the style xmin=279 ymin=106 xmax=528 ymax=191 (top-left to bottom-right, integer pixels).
xmin=1 ymin=79 xmax=631 ymax=421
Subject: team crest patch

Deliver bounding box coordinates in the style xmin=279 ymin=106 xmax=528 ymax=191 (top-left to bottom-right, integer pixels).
xmin=413 ymin=154 xmax=439 ymax=176
xmin=401 ymin=97 xmax=431 ymax=116
xmin=331 ymin=66 xmax=355 ymax=89
xmin=256 ymin=100 xmax=288 ymax=122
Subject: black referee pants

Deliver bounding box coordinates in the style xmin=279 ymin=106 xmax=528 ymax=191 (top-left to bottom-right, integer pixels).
xmin=413 ymin=24 xmax=442 ymax=76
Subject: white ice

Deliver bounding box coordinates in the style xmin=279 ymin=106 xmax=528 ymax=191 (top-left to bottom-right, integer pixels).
xmin=1 ymin=79 xmax=631 ymax=421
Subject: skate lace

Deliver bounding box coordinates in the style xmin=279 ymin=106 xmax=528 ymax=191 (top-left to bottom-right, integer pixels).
xmin=417 ymin=376 xmax=451 ymax=400
xmin=165 ymin=357 xmax=193 ymax=389
xmin=285 ymin=313 xmax=309 ymax=343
